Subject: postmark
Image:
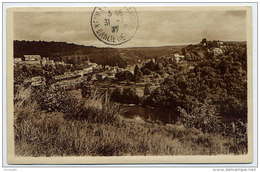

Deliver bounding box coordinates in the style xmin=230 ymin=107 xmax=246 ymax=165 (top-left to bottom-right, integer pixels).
xmin=91 ymin=7 xmax=139 ymax=45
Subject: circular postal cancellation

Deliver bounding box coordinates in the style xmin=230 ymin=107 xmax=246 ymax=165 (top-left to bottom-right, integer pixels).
xmin=91 ymin=7 xmax=139 ymax=45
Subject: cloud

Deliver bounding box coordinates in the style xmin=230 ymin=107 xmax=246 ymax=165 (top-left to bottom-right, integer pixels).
xmin=13 ymin=7 xmax=247 ymax=47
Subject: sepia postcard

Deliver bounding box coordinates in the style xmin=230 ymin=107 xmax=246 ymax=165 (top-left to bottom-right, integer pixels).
xmin=5 ymin=5 xmax=254 ymax=164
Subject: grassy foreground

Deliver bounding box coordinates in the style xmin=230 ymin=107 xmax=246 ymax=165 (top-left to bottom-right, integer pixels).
xmin=14 ymin=87 xmax=247 ymax=156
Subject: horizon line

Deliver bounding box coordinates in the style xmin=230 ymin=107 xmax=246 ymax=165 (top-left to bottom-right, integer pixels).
xmin=13 ymin=39 xmax=247 ymax=49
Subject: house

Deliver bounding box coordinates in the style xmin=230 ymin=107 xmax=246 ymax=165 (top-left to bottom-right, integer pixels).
xmin=41 ymin=57 xmax=47 ymax=66
xmin=23 ymin=55 xmax=41 ymax=65
xmin=24 ymin=55 xmax=41 ymax=61
xmin=91 ymin=74 xmax=98 ymax=81
xmin=31 ymin=77 xmax=46 ymax=87
xmin=173 ymin=53 xmax=185 ymax=63
xmin=14 ymin=58 xmax=22 ymax=63
xmin=96 ymin=73 xmax=107 ymax=80
xmin=212 ymin=48 xmax=223 ymax=56
xmin=46 ymin=60 xmax=55 ymax=66
xmin=55 ymin=61 xmax=65 ymax=65
xmin=89 ymin=62 xmax=98 ymax=68
xmin=24 ymin=76 xmax=46 ymax=87
xmin=107 ymin=67 xmax=117 ymax=74
xmin=54 ymin=71 xmax=82 ymax=81
xmin=217 ymin=41 xmax=224 ymax=48
xmin=83 ymin=67 xmax=93 ymax=75
xmin=42 ymin=57 xmax=48 ymax=61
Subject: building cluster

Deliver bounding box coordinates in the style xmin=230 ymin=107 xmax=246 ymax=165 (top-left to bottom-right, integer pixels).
xmin=54 ymin=63 xmax=99 ymax=81
xmin=95 ymin=66 xmax=123 ymax=81
xmin=159 ymin=53 xmax=185 ymax=64
xmin=24 ymin=76 xmax=46 ymax=87
xmin=16 ymin=54 xmax=106 ymax=88
xmin=14 ymin=55 xmax=71 ymax=67
xmin=211 ymin=48 xmax=224 ymax=56
xmin=200 ymin=39 xmax=226 ymax=56
xmin=52 ymin=77 xmax=83 ymax=90
xmin=52 ymin=65 xmax=124 ymax=90
xmin=17 ymin=39 xmax=227 ymax=91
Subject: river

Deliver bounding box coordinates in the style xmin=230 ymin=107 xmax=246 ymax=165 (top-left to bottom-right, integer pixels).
xmin=120 ymin=104 xmax=178 ymax=124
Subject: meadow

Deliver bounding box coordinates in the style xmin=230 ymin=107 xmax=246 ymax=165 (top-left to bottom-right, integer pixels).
xmin=14 ymin=85 xmax=247 ymax=156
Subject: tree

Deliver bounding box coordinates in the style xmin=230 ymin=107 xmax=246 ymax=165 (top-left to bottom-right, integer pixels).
xmin=134 ymin=65 xmax=143 ymax=81
xmin=200 ymin=38 xmax=207 ymax=46
xmin=144 ymin=84 xmax=151 ymax=95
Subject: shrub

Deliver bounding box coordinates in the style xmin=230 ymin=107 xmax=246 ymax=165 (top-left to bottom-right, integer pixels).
xmin=141 ymin=68 xmax=152 ymax=75
xmin=177 ymin=102 xmax=222 ymax=133
xmin=115 ymin=71 xmax=134 ymax=81
xmin=111 ymin=87 xmax=139 ymax=104
xmin=14 ymin=86 xmax=34 ymax=110
xmin=221 ymin=120 xmax=248 ymax=154
xmin=65 ymin=91 xmax=121 ymax=125
xmin=144 ymin=84 xmax=151 ymax=95
xmin=33 ymin=87 xmax=79 ymax=113
xmin=141 ymin=60 xmax=159 ymax=71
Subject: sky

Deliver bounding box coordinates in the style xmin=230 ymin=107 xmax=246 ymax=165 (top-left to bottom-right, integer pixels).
xmin=13 ymin=7 xmax=248 ymax=48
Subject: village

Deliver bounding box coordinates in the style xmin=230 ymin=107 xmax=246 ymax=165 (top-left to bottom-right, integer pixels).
xmin=14 ymin=39 xmax=230 ymax=105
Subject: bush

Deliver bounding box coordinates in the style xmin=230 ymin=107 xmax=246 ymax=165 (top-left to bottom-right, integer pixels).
xmin=177 ymin=102 xmax=222 ymax=133
xmin=111 ymin=87 xmax=139 ymax=104
xmin=141 ymin=60 xmax=159 ymax=71
xmin=221 ymin=120 xmax=248 ymax=154
xmin=115 ymin=71 xmax=134 ymax=81
xmin=141 ymin=68 xmax=152 ymax=75
xmin=65 ymin=91 xmax=121 ymax=125
xmin=33 ymin=87 xmax=79 ymax=113
xmin=144 ymin=84 xmax=151 ymax=95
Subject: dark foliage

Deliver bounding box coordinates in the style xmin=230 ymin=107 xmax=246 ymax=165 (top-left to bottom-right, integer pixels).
xmin=133 ymin=65 xmax=143 ymax=81
xmin=111 ymin=87 xmax=139 ymax=104
xmin=14 ymin=40 xmax=127 ymax=68
xmin=141 ymin=68 xmax=152 ymax=75
xmin=32 ymin=87 xmax=78 ymax=113
xmin=146 ymin=44 xmax=247 ymax=120
xmin=115 ymin=71 xmax=134 ymax=81
xmin=141 ymin=60 xmax=160 ymax=72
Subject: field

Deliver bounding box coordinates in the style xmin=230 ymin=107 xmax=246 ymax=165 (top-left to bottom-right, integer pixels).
xmin=14 ymin=87 xmax=246 ymax=156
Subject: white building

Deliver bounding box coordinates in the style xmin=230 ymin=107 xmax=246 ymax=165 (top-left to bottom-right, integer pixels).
xmin=14 ymin=58 xmax=22 ymax=63
xmin=55 ymin=61 xmax=65 ymax=65
xmin=89 ymin=62 xmax=98 ymax=68
xmin=23 ymin=55 xmax=41 ymax=65
xmin=212 ymin=48 xmax=224 ymax=56
xmin=24 ymin=55 xmax=41 ymax=61
xmin=173 ymin=53 xmax=185 ymax=63
xmin=83 ymin=67 xmax=93 ymax=74
xmin=217 ymin=41 xmax=224 ymax=47
xmin=46 ymin=60 xmax=55 ymax=66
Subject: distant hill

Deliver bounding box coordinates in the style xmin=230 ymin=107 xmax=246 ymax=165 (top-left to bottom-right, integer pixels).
xmin=13 ymin=40 xmax=184 ymax=67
